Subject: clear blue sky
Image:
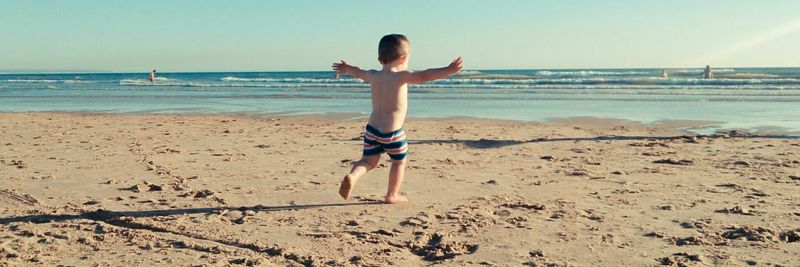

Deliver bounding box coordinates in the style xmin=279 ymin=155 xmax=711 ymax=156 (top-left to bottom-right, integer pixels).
xmin=2 ymin=0 xmax=799 ymax=72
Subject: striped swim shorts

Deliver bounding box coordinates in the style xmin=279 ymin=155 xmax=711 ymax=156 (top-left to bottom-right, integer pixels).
xmin=363 ymin=124 xmax=408 ymax=160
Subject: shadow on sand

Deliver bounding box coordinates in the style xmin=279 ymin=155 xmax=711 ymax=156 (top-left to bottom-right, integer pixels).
xmin=409 ymin=133 xmax=799 ymax=149
xmin=0 ymin=201 xmax=382 ymax=225
xmin=0 ymin=201 xmax=384 ymax=265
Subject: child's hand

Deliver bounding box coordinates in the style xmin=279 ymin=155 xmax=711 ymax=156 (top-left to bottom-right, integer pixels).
xmin=332 ymin=60 xmax=350 ymax=74
xmin=448 ymin=57 xmax=463 ymax=73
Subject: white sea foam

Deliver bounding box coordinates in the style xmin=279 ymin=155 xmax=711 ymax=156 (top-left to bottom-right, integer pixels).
xmin=119 ymin=77 xmax=186 ymax=86
xmin=451 ymin=70 xmax=483 ymax=76
xmin=221 ymin=76 xmax=362 ymax=83
xmin=719 ymin=73 xmax=780 ymax=79
xmin=3 ymin=78 xmax=97 ymax=84
xmin=121 ymin=76 xmax=800 ymax=90
xmin=215 ymin=74 xmax=800 ymax=88
xmin=112 ymin=80 xmax=800 ymax=91
xmin=674 ymin=68 xmax=736 ymax=73
xmin=535 ymin=70 xmax=650 ymax=76
xmin=4 ymin=79 xmax=61 ymax=83
xmin=64 ymin=79 xmax=95 ymax=84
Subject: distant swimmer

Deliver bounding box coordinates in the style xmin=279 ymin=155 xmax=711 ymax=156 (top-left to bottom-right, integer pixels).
xmin=660 ymin=69 xmax=669 ymax=78
xmin=149 ymin=70 xmax=157 ymax=82
xmin=702 ymin=65 xmax=713 ymax=79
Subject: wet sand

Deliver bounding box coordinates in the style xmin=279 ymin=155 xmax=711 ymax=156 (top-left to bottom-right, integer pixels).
xmin=1 ymin=112 xmax=799 ymax=266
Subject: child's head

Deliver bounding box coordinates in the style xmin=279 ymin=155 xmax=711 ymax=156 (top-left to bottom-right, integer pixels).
xmin=378 ymin=34 xmax=409 ymax=66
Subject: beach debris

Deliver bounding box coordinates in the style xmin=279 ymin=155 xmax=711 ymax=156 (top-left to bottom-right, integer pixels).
xmin=644 ymin=232 xmax=666 ymax=238
xmin=442 ymin=158 xmax=465 ymax=165
xmin=401 ymin=214 xmax=433 ymax=228
xmin=747 ymin=189 xmax=769 ymax=198
xmin=679 ymin=219 xmax=711 ymax=229
xmin=550 ymin=210 xmax=568 ymax=219
xmin=193 ymin=189 xmax=216 ymax=198
xmin=483 ymin=179 xmax=498 ymax=185
xmin=567 ymin=169 xmax=591 ymax=176
xmin=584 ymin=212 xmax=604 ymax=222
xmin=715 ymin=206 xmax=759 ymax=216
xmin=493 ymin=210 xmax=512 ymax=217
xmin=658 ymin=205 xmax=675 ymax=211
xmin=642 ymin=151 xmax=673 ymax=157
xmin=657 ymin=252 xmax=703 ymax=266
xmin=789 ymin=175 xmax=800 ymax=181
xmin=501 ymin=201 xmax=545 ymax=211
xmin=732 ymin=160 xmax=752 ymax=167
xmin=670 ymin=236 xmax=707 ymax=246
xmin=349 ymin=255 xmax=363 ymax=263
xmin=373 ymin=229 xmax=395 ymax=236
xmin=715 ymin=183 xmax=741 ymax=188
xmin=228 ymin=258 xmax=258 ymax=266
xmin=83 ymin=199 xmax=101 ymax=206
xmin=721 ymin=226 xmax=778 ymax=242
xmin=124 ymin=181 xmax=163 ymax=193
xmin=406 ymin=232 xmax=479 ymax=261
xmin=0 ymin=239 xmax=19 ymax=258
xmin=1 ymin=159 xmax=27 ymax=169
xmin=653 ymin=159 xmax=694 ymax=165
xmin=629 ymin=141 xmax=670 ymax=148
xmin=169 ymin=176 xmax=192 ymax=191
xmin=219 ymin=210 xmax=246 ymax=224
xmin=0 ymin=189 xmax=39 ymax=206
xmin=539 ymin=155 xmax=556 ymax=161
xmin=681 ymin=135 xmax=704 ymax=144
xmin=780 ymin=229 xmax=800 ymax=243
xmin=303 ymin=231 xmax=334 ymax=238
xmin=145 ymin=161 xmax=171 ymax=175
xmin=154 ymin=145 xmax=180 ymax=154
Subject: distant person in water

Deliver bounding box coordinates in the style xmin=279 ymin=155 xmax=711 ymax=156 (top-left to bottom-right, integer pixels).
xmin=149 ymin=70 xmax=157 ymax=82
xmin=702 ymin=65 xmax=713 ymax=79
xmin=660 ymin=69 xmax=669 ymax=78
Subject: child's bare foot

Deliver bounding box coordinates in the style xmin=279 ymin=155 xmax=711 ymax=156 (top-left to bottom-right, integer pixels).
xmin=339 ymin=174 xmax=355 ymax=200
xmin=384 ymin=194 xmax=408 ymax=204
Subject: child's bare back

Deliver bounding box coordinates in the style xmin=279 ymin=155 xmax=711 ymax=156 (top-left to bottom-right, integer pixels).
xmin=332 ymin=34 xmax=462 ymax=204
xmin=366 ymin=70 xmax=409 ymax=132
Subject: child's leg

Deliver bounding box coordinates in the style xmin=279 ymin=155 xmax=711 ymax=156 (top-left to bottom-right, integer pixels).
xmin=385 ymin=158 xmax=408 ymax=204
xmin=339 ymin=155 xmax=380 ymax=199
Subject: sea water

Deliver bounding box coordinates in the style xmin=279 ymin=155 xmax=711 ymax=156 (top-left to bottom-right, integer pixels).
xmin=1 ymin=68 xmax=799 ymax=135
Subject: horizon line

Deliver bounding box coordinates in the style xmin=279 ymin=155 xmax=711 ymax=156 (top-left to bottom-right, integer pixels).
xmin=2 ymin=65 xmax=800 ymax=75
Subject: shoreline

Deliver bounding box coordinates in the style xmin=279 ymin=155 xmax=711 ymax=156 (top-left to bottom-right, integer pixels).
xmin=2 ymin=111 xmax=799 ymax=137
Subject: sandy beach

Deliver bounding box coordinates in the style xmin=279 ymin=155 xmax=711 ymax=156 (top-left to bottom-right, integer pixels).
xmin=1 ymin=112 xmax=799 ymax=266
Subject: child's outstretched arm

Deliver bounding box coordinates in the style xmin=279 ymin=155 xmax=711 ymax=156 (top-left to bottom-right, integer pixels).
xmin=332 ymin=60 xmax=372 ymax=82
xmin=404 ymin=57 xmax=462 ymax=84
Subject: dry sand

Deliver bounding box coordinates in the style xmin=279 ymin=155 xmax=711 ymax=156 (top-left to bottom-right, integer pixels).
xmin=1 ymin=112 xmax=799 ymax=266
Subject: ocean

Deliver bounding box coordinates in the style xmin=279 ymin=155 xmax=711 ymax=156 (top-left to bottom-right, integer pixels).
xmin=2 ymin=68 xmax=799 ymax=135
